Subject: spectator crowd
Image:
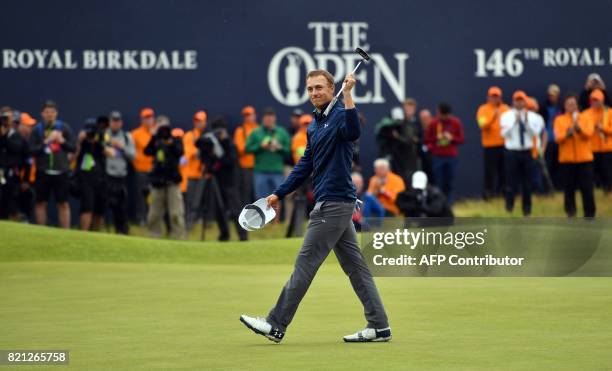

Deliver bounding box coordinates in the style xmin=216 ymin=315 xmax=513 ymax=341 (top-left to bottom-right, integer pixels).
xmin=0 ymin=73 xmax=610 ymax=240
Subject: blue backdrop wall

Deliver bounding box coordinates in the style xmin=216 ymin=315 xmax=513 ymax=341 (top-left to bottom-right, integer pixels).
xmin=2 ymin=0 xmax=611 ymax=198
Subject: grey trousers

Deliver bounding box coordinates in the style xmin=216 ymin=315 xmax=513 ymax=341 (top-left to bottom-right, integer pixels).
xmin=267 ymin=201 xmax=389 ymax=332
xmin=148 ymin=184 xmax=186 ymax=239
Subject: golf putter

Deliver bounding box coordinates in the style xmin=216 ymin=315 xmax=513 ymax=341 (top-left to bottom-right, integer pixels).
xmin=322 ymin=47 xmax=371 ymax=117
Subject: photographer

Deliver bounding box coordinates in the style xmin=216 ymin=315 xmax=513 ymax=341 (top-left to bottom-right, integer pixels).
xmin=16 ymin=112 xmax=38 ymax=221
xmin=104 ymin=111 xmax=135 ymax=234
xmin=196 ymin=116 xmax=246 ymax=241
xmin=144 ymin=118 xmax=185 ymax=239
xmin=375 ymin=106 xmax=421 ymax=185
xmin=29 ymin=100 xmax=76 ymax=228
xmin=75 ymin=118 xmax=107 ymax=231
xmin=396 ymin=171 xmax=453 ymax=219
xmin=0 ymin=110 xmax=29 ymax=220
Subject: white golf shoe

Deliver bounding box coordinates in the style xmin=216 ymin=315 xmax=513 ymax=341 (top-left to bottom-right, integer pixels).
xmin=343 ymin=327 xmax=392 ymax=342
xmin=239 ymin=314 xmax=285 ymax=343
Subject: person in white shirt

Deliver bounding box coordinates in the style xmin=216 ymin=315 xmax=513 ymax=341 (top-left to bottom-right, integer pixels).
xmin=500 ymin=90 xmax=544 ymax=216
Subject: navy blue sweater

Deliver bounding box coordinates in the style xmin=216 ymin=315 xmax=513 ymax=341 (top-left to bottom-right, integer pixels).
xmin=274 ymin=102 xmax=360 ymax=202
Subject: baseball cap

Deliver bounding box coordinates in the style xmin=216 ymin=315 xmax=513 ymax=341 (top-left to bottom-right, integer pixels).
xmin=241 ymin=106 xmax=256 ymax=116
xmin=140 ymin=107 xmax=154 ymax=118
xmin=547 ymin=84 xmax=561 ymax=96
xmin=590 ymin=89 xmax=605 ymax=102
xmin=20 ymin=112 xmax=37 ymax=126
xmin=109 ymin=110 xmax=122 ymax=120
xmin=292 ymin=108 xmax=304 ymax=117
xmin=512 ymin=90 xmax=528 ymax=101
xmin=299 ymin=114 xmax=313 ymax=126
xmin=193 ymin=110 xmax=207 ymax=122
xmin=412 ymin=171 xmax=428 ymax=190
xmin=587 ymin=73 xmax=603 ymax=84
xmin=238 ymin=198 xmax=277 ymax=231
xmin=156 ymin=115 xmax=170 ymax=127
xmin=84 ymin=117 xmax=97 ymax=126
xmin=487 ymin=86 xmax=502 ymax=97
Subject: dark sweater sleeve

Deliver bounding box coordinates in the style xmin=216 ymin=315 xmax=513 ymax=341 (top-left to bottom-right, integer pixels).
xmin=424 ymin=121 xmax=436 ymax=147
xmin=452 ymin=118 xmax=465 ymax=145
xmin=273 ymin=136 xmax=313 ymax=199
xmin=339 ymin=108 xmax=361 ymax=141
xmin=29 ymin=125 xmax=44 ymax=155
xmin=170 ymin=137 xmax=183 ymax=157
xmin=60 ymin=124 xmax=76 ymax=153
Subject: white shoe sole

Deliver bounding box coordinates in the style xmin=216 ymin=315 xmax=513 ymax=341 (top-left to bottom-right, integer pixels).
xmin=239 ymin=316 xmax=282 ymax=343
xmin=344 ymin=335 xmax=392 ymax=343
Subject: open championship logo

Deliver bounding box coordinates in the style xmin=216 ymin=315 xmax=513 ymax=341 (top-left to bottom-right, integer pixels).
xmin=267 ymin=22 xmax=410 ymax=107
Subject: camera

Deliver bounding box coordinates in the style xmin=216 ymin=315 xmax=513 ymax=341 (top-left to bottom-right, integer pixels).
xmin=196 ymin=129 xmax=226 ymax=174
xmin=83 ymin=121 xmax=99 ymax=141
xmin=156 ymin=125 xmax=171 ymax=141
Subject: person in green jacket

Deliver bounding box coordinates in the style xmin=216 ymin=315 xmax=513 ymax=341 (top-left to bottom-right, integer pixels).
xmin=245 ymin=107 xmax=291 ymax=199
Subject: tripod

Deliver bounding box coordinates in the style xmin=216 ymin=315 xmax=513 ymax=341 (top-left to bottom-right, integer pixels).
xmin=198 ymin=173 xmax=227 ymax=241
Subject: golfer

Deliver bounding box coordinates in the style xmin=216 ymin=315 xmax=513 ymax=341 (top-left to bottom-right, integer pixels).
xmin=240 ymin=70 xmax=391 ymax=343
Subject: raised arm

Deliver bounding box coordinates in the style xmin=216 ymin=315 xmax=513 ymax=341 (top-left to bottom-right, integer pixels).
xmin=338 ymin=74 xmax=361 ymax=142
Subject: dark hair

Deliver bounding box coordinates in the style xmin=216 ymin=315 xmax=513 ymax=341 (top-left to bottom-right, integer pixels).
xmin=563 ymin=92 xmax=579 ymax=104
xmin=262 ymin=107 xmax=276 ymax=117
xmin=211 ymin=116 xmax=227 ymax=130
xmin=306 ymin=69 xmax=334 ymax=87
xmin=97 ymin=115 xmax=109 ymax=125
xmin=42 ymin=100 xmax=57 ymax=110
xmin=438 ymin=102 xmax=452 ymax=115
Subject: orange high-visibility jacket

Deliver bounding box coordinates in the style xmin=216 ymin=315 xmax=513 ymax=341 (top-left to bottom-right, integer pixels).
xmin=131 ymin=124 xmax=154 ymax=172
xmin=476 ymin=102 xmax=509 ymax=147
xmin=233 ymin=121 xmax=259 ymax=169
xmin=291 ymin=127 xmax=308 ymax=165
xmin=182 ymin=129 xmax=203 ymax=179
xmin=554 ymin=112 xmax=594 ymax=163
xmin=582 ymin=107 xmax=612 ymax=153
xmin=367 ymin=172 xmax=406 ymax=216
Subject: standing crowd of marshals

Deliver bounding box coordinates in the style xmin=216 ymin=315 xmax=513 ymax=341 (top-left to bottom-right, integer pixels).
xmin=2 ymin=72 xmax=611 ymax=235
xmin=476 ymin=77 xmax=612 ymax=218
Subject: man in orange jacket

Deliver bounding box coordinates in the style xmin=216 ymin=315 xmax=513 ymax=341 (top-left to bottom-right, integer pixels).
xmin=476 ymin=86 xmax=509 ymax=199
xmin=131 ymin=107 xmax=156 ymax=225
xmin=182 ymin=111 xmax=207 ymax=228
xmin=583 ymin=89 xmax=612 ymax=194
xmin=291 ymin=114 xmax=312 ymax=164
xmin=366 ymin=158 xmax=406 ymax=216
xmin=554 ymin=94 xmax=595 ymax=217
xmin=233 ymin=106 xmax=259 ymax=205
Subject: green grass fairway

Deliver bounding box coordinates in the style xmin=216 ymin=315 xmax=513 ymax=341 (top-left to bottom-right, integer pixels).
xmin=1 ymin=222 xmax=612 ymax=370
